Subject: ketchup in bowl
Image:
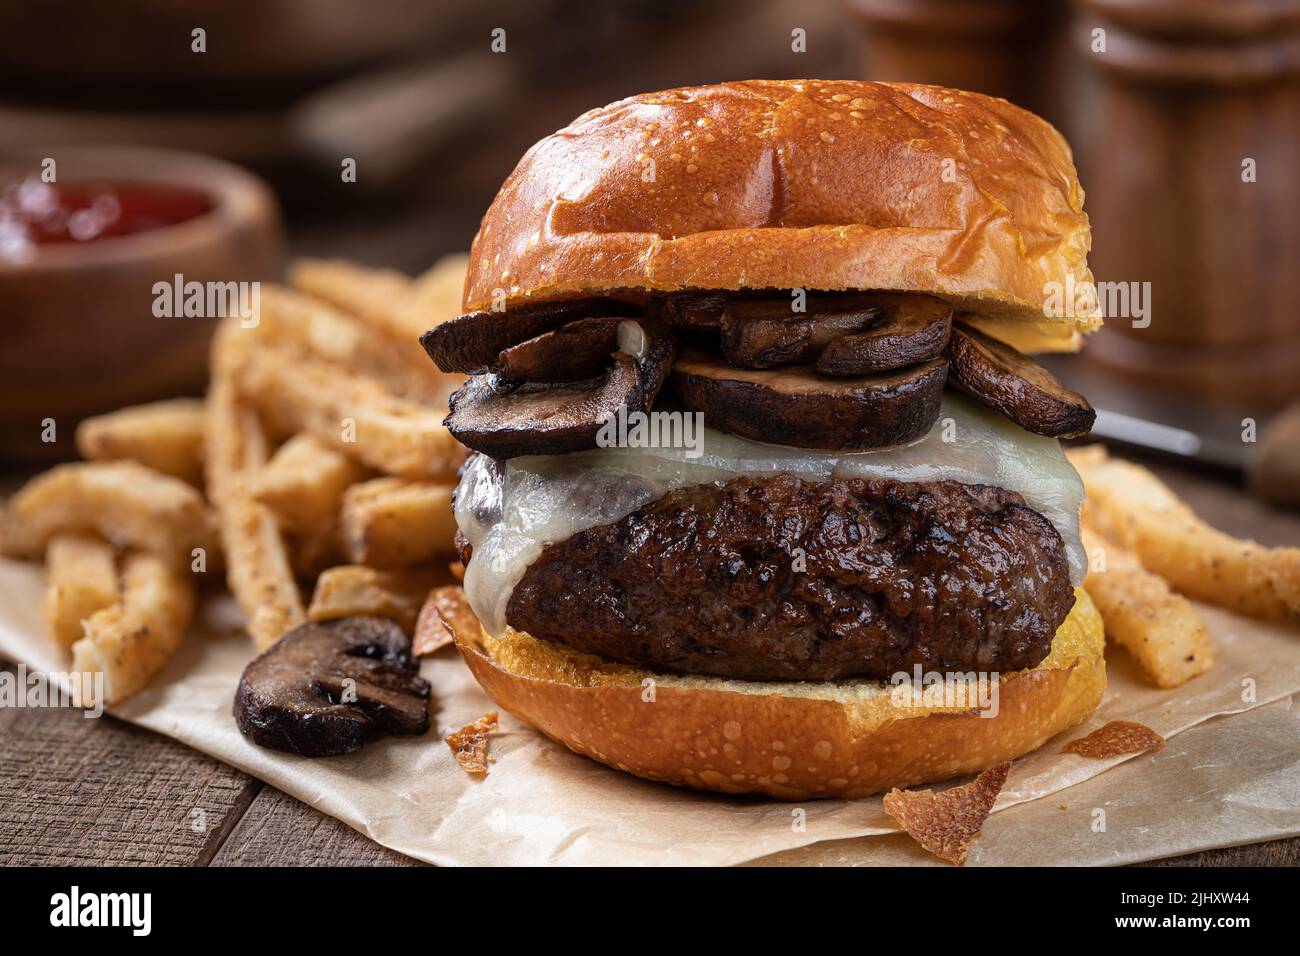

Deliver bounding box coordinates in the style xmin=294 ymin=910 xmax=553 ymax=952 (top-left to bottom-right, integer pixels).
xmin=0 ymin=178 xmax=213 ymax=262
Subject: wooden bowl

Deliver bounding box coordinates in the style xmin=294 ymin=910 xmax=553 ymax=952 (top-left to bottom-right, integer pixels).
xmin=0 ymin=147 xmax=282 ymax=461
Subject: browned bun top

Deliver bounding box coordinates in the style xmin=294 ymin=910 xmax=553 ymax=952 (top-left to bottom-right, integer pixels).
xmin=464 ymin=79 xmax=1099 ymax=335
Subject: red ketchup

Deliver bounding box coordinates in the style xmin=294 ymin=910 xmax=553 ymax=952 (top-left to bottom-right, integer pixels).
xmin=0 ymin=178 xmax=213 ymax=262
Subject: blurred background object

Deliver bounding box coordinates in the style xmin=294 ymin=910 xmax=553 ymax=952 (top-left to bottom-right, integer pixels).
xmin=848 ymin=0 xmax=1073 ymax=133
xmin=0 ymin=0 xmax=855 ymax=270
xmin=1248 ymin=400 xmax=1300 ymax=507
xmin=1073 ymin=0 xmax=1300 ymax=411
xmin=0 ymin=147 xmax=281 ymax=461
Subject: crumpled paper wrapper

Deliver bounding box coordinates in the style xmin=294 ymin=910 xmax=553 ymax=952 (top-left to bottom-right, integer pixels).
xmin=2 ymin=557 xmax=1298 ymax=866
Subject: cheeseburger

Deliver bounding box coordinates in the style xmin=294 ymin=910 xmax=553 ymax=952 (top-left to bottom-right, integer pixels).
xmin=421 ymin=80 xmax=1105 ymax=799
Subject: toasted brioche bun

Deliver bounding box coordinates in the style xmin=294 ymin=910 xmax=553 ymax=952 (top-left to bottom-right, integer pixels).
xmin=463 ymin=79 xmax=1099 ymax=339
xmin=454 ymin=589 xmax=1106 ymax=800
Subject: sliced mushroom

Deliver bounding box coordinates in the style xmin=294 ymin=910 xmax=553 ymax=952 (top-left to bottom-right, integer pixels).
xmin=946 ymin=322 xmax=1096 ymax=438
xmin=670 ymin=350 xmax=947 ymax=449
xmin=491 ymin=317 xmax=623 ymax=384
xmin=658 ymin=292 xmax=729 ymax=329
xmin=719 ymin=293 xmax=952 ymax=373
xmin=445 ymin=322 xmax=678 ymax=458
xmin=815 ymin=295 xmax=953 ymax=375
xmin=420 ymin=298 xmax=630 ymax=373
xmin=233 ymin=617 xmax=430 ymax=757
xmin=720 ymin=299 xmax=878 ymax=368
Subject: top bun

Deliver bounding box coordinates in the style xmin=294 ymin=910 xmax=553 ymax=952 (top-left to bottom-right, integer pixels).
xmin=463 ymin=80 xmax=1099 ymax=336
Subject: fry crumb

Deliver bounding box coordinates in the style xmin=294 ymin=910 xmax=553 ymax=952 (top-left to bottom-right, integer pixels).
xmin=1063 ymin=720 xmax=1165 ymax=759
xmin=446 ymin=711 xmax=499 ymax=775
xmin=882 ymin=762 xmax=1010 ymax=866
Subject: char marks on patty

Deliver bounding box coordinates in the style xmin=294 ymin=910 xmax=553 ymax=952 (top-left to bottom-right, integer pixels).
xmin=505 ymin=475 xmax=1075 ymax=681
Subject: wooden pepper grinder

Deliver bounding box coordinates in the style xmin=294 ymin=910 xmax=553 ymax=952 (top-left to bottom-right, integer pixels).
xmin=1074 ymin=0 xmax=1300 ymax=409
xmin=846 ymin=0 xmax=1072 ymax=131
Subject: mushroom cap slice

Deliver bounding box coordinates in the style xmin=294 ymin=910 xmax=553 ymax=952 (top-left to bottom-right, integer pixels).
xmin=233 ymin=617 xmax=431 ymax=757
xmin=420 ymin=298 xmax=629 ymax=373
xmin=946 ymin=322 xmax=1096 ymax=438
xmin=491 ymin=317 xmax=623 ymax=384
xmin=445 ymin=322 xmax=678 ymax=459
xmin=720 ymin=301 xmax=877 ymax=369
xmin=670 ymin=349 xmax=947 ymax=449
xmin=815 ymin=295 xmax=953 ymax=375
xmin=658 ymin=292 xmax=729 ymax=329
xmin=718 ymin=293 xmax=952 ymax=373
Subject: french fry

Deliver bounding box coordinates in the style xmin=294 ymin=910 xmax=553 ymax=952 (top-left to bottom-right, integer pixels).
xmin=72 ymin=551 xmax=195 ymax=707
xmin=1071 ymin=447 xmax=1300 ymax=625
xmin=308 ymin=564 xmax=454 ymax=634
xmin=338 ymin=477 xmax=457 ymax=567
xmin=260 ymin=282 xmax=387 ymax=362
xmin=207 ymin=325 xmax=306 ymax=649
xmin=204 ymin=358 xmax=254 ymax=508
xmin=75 ymin=398 xmax=207 ymax=486
xmin=256 ymin=285 xmax=450 ymax=400
xmin=42 ymin=533 xmax=118 ymax=650
xmin=289 ymin=254 xmax=468 ymax=342
xmin=2 ymin=461 xmax=215 ymax=567
xmin=1065 ymin=443 xmax=1109 ymax=470
xmin=233 ymin=338 xmax=464 ymax=479
xmin=288 ymin=257 xmax=415 ymax=333
xmin=249 ymin=433 xmax=368 ymax=534
xmin=225 ymin=494 xmax=308 ymax=650
xmin=407 ymin=254 xmax=471 ymax=332
xmin=286 ymin=526 xmax=342 ymax=580
xmin=1082 ymin=525 xmax=1215 ymax=688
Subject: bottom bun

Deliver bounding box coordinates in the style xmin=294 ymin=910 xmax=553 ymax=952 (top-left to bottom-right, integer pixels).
xmin=455 ymin=589 xmax=1106 ymax=799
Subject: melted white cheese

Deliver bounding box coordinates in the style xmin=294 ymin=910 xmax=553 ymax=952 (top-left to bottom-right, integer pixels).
xmin=455 ymin=394 xmax=1087 ymax=636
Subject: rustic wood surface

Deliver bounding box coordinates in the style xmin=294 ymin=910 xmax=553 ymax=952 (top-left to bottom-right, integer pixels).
xmin=1 ymin=456 xmax=1297 ymax=867
xmin=0 ymin=700 xmax=255 ymax=866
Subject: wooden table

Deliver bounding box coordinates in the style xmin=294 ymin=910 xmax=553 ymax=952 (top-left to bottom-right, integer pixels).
xmin=1 ymin=457 xmax=1297 ymax=867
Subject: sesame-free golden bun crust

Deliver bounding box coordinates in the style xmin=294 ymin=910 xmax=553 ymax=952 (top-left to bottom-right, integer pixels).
xmin=455 ymin=589 xmax=1106 ymax=800
xmin=464 ymin=79 xmax=1100 ymax=339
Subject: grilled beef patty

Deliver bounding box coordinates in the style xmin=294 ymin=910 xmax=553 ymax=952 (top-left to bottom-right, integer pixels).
xmin=502 ymin=474 xmax=1075 ymax=681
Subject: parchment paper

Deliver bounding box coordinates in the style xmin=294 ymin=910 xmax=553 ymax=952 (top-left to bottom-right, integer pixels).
xmin=2 ymin=556 xmax=1298 ymax=866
